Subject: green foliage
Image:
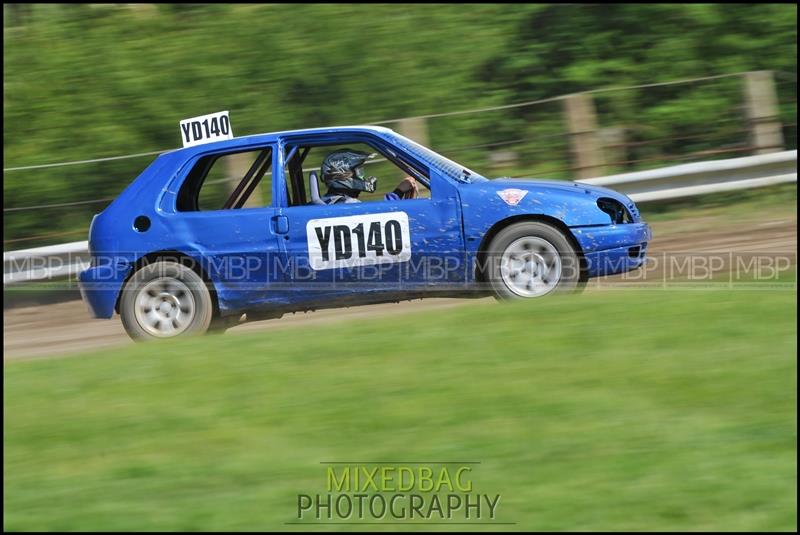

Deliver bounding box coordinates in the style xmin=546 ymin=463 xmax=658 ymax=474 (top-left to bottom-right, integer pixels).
xmin=3 ymin=4 xmax=797 ymax=246
xmin=478 ymin=4 xmax=797 ymax=173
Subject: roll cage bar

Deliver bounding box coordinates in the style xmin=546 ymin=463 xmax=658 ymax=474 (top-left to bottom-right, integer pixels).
xmin=222 ymin=148 xmax=272 ymax=210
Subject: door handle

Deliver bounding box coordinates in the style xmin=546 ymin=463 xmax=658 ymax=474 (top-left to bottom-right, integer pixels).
xmin=274 ymin=215 xmax=289 ymax=234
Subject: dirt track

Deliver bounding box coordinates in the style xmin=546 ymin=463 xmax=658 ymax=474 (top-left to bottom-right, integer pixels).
xmin=4 ymin=215 xmax=796 ymax=361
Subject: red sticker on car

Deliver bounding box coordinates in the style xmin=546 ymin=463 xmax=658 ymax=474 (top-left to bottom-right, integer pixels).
xmin=496 ymin=188 xmax=528 ymax=206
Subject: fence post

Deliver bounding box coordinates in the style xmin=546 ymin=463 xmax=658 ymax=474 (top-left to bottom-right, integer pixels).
xmin=743 ymin=71 xmax=784 ymax=154
xmin=396 ymin=117 xmax=430 ymax=147
xmin=563 ymin=93 xmax=605 ymax=179
xmin=395 ymin=117 xmax=430 ymax=180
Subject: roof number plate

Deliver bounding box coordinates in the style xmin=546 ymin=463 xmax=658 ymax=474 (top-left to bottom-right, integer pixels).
xmin=179 ymin=111 xmax=233 ymax=148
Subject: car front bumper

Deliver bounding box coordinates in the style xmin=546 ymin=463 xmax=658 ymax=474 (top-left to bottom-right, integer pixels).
xmin=572 ymin=222 xmax=652 ymax=278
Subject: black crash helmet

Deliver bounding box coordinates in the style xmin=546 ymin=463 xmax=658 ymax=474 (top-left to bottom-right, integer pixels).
xmin=320 ymin=149 xmax=377 ymax=194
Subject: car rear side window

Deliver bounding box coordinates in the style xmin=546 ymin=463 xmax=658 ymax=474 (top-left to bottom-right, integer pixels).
xmin=177 ymin=147 xmax=274 ymax=211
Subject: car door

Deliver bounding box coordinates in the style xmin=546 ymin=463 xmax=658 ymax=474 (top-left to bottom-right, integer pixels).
xmin=274 ymin=167 xmax=465 ymax=306
xmin=163 ymin=143 xmax=284 ymax=312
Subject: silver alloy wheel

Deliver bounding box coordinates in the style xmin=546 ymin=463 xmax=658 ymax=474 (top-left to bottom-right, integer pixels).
xmin=133 ymin=277 xmax=196 ymax=337
xmin=500 ymin=236 xmax=562 ymax=298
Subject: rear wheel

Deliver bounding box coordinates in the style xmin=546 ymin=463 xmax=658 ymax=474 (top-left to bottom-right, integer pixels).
xmin=120 ymin=261 xmax=214 ymax=341
xmin=485 ymin=222 xmax=581 ymax=300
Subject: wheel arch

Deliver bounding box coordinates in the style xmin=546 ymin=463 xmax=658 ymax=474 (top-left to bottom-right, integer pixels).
xmin=114 ymin=250 xmax=220 ymax=316
xmin=474 ymin=214 xmax=588 ymax=283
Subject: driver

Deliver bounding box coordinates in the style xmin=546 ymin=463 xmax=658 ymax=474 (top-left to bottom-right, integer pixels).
xmin=319 ymin=149 xmax=417 ymax=204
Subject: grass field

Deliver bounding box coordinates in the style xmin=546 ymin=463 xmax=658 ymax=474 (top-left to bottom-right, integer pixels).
xmin=4 ymin=288 xmax=797 ymax=531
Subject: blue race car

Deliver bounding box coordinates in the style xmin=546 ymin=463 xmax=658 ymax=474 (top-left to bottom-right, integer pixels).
xmin=79 ymin=125 xmax=651 ymax=340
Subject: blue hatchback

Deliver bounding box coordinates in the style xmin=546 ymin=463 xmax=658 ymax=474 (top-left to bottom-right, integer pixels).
xmin=79 ymin=125 xmax=651 ymax=340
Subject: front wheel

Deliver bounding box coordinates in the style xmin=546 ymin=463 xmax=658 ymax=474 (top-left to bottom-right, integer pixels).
xmin=484 ymin=222 xmax=582 ymax=300
xmin=119 ymin=261 xmax=214 ymax=341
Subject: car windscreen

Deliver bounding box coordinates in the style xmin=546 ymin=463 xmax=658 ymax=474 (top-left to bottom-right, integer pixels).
xmin=389 ymin=133 xmax=485 ymax=183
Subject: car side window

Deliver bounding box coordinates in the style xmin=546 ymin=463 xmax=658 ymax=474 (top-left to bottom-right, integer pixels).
xmin=177 ymin=147 xmax=274 ymax=211
xmin=283 ymin=141 xmax=431 ymax=207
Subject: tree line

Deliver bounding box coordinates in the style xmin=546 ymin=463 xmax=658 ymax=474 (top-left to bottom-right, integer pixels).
xmin=3 ymin=3 xmax=796 ymax=245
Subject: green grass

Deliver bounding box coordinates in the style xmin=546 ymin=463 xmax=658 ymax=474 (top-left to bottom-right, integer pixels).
xmin=4 ymin=289 xmax=798 ymax=531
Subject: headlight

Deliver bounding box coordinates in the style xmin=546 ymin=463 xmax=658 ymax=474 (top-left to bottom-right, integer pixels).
xmin=596 ymin=198 xmax=632 ymax=224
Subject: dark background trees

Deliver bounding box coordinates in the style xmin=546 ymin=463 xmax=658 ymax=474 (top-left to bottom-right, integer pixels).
xmin=3 ymin=3 xmax=796 ymax=245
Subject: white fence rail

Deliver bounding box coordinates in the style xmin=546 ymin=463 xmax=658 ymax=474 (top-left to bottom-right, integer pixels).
xmin=4 ymin=241 xmax=90 ymax=286
xmin=4 ymin=150 xmax=797 ymax=286
xmin=581 ymin=150 xmax=797 ymax=202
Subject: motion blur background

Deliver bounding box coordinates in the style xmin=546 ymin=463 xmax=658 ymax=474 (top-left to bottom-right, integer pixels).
xmin=3 ymin=3 xmax=797 ymax=246
xmin=4 ymin=3 xmax=797 ymax=532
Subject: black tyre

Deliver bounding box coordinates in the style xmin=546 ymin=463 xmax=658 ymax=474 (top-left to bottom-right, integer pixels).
xmin=484 ymin=221 xmax=581 ymax=300
xmin=119 ymin=261 xmax=214 ymax=341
